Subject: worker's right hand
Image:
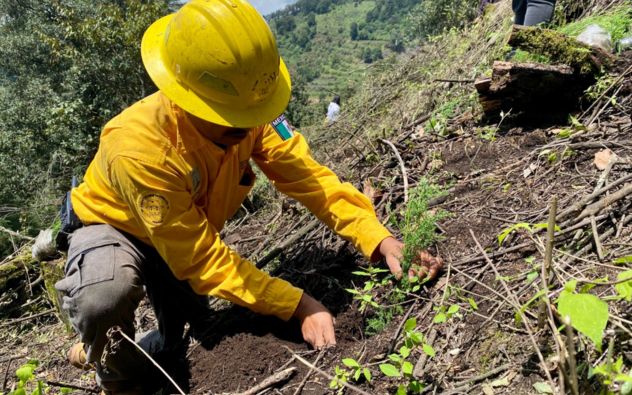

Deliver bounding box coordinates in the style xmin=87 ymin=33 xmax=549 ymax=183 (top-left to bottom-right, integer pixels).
xmin=292 ymin=293 xmax=336 ymax=349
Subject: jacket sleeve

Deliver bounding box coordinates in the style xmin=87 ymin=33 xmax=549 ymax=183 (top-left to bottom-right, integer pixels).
xmin=252 ymin=124 xmax=393 ymax=261
xmin=108 ymin=155 xmax=303 ymax=321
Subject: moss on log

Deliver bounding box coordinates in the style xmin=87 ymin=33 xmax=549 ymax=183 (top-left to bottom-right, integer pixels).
xmin=42 ymin=258 xmax=72 ymax=332
xmin=508 ymin=25 xmax=613 ymax=75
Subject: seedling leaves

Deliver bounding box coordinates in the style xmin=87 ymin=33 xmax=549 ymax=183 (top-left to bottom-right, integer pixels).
xmin=342 ymin=358 xmax=360 ymax=368
xmin=380 ymin=363 xmax=401 ymax=377
xmin=614 ymin=270 xmax=632 ymax=301
xmin=558 ymin=291 xmax=608 ymax=350
xmin=423 ymin=343 xmax=436 ymax=357
xmin=613 ymin=256 xmax=632 ymax=265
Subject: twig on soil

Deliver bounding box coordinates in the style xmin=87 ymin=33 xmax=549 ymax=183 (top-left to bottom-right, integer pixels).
xmin=538 ymin=197 xmax=557 ymax=329
xmin=562 ymin=318 xmax=580 ymax=395
xmin=379 ymin=138 xmax=409 ymax=203
xmin=387 ymin=302 xmax=417 ymax=355
xmin=255 ymin=219 xmax=320 ymax=269
xmin=580 ymin=64 xmax=632 ymax=120
xmin=449 ymin=363 xmax=512 ymax=390
xmin=0 ymin=308 xmax=55 ymax=329
xmin=576 ymin=183 xmax=632 ymax=221
xmin=283 ymin=346 xmax=372 ymax=395
xmin=45 ymin=380 xmax=100 ymax=393
xmin=556 ymin=174 xmax=632 ymax=221
xmin=229 ymin=367 xmax=297 ymax=395
xmin=590 ymin=216 xmax=605 ymax=261
xmin=2 ymin=356 xmax=13 ymax=392
xmin=413 ymin=328 xmax=437 ymax=378
xmin=469 ymin=229 xmax=557 ymax=392
xmin=292 ymin=350 xmax=324 ymax=395
xmin=0 ymin=225 xmax=34 ymax=241
xmin=111 ymin=328 xmax=186 ymax=395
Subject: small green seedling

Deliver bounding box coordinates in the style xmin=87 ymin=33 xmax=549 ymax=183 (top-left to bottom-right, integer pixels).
xmin=379 ymin=318 xmax=432 ymax=394
xmin=329 ymin=358 xmax=372 ymax=393
xmin=433 ymin=304 xmax=461 ymax=324
xmin=346 ymin=266 xmax=389 ymax=313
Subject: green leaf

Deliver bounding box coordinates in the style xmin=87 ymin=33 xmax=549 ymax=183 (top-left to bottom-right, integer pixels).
xmin=402 ymin=361 xmax=414 ymax=376
xmin=422 ymin=343 xmax=436 ymax=357
xmin=351 ymin=271 xmax=372 ymax=276
xmin=354 ymin=369 xmax=361 ymax=381
xmin=363 ymin=368 xmax=372 ymax=382
xmin=399 ymin=346 xmax=411 ymax=359
xmin=433 ymin=312 xmax=447 ymax=323
xmin=15 ymin=364 xmax=36 ymax=383
xmin=615 ymin=270 xmax=632 ymax=302
xmin=404 ymin=318 xmax=417 ymax=332
xmin=379 ymin=363 xmax=401 ymax=377
xmin=526 ymin=271 xmax=539 ymax=284
xmin=408 ymin=380 xmax=424 ymax=394
xmin=396 ymin=384 xmax=407 ymax=395
xmin=342 ymin=358 xmax=360 ymax=368
xmin=447 ymin=304 xmax=460 ymax=315
xmin=409 ymin=332 xmax=423 ymax=345
xmin=533 ymin=382 xmax=554 ymax=393
xmin=613 ymin=256 xmax=632 ymax=265
xmin=558 ymin=292 xmax=609 ymax=350
xmin=467 ymin=298 xmax=478 ymax=310
xmin=621 ymin=371 xmax=632 ymax=395
xmin=389 ymin=354 xmax=403 ymax=363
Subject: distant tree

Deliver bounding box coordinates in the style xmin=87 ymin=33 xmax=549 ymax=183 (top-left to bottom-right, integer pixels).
xmin=386 ymin=33 xmax=405 ymax=53
xmin=306 ymin=12 xmax=317 ymax=27
xmin=0 ymin=0 xmax=173 ymax=249
xmin=275 ymin=16 xmax=296 ymax=32
xmin=350 ymin=22 xmax=358 ymax=40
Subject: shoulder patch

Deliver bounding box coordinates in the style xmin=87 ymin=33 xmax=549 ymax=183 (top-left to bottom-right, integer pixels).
xmin=139 ymin=193 xmax=170 ymax=225
xmin=271 ymin=115 xmax=294 ymax=141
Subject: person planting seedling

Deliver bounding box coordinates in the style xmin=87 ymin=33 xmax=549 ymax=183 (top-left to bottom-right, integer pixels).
xmin=54 ymin=0 xmax=443 ymax=393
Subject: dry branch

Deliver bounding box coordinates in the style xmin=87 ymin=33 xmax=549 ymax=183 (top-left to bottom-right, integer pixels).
xmin=229 ymin=367 xmax=296 ymax=395
xmin=379 ymin=138 xmax=409 ymax=203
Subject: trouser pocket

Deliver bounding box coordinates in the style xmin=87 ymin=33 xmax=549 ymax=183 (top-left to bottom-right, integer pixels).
xmin=56 ymin=238 xmax=119 ymax=297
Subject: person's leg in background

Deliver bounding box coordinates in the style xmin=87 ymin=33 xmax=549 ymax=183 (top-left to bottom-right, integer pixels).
xmin=513 ymin=0 xmax=528 ymax=25
xmin=56 ymin=224 xmax=148 ymax=392
xmin=524 ymin=0 xmax=557 ymax=26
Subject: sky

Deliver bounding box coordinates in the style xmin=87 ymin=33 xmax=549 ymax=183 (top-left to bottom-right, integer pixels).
xmin=249 ymin=0 xmax=297 ymax=15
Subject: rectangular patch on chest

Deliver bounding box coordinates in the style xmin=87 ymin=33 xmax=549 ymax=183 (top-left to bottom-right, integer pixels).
xmin=271 ymin=115 xmax=294 ymax=141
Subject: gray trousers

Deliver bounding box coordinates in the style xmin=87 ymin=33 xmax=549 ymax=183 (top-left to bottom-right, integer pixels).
xmin=55 ymin=224 xmax=210 ymax=391
xmin=513 ymin=0 xmax=556 ymax=26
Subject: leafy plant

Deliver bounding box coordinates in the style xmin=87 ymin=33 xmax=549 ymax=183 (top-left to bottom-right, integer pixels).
xmin=329 ymin=358 xmax=372 ymax=393
xmin=433 ymin=304 xmax=461 ymax=324
xmin=379 ymin=318 xmax=432 ymax=394
xmin=4 ymin=359 xmax=69 ymax=395
xmin=346 ymin=266 xmax=389 ymax=313
xmin=591 ymin=357 xmax=632 ymax=391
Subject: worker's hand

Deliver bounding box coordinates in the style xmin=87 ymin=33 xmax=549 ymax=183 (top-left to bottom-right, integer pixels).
xmin=378 ymin=237 xmax=444 ymax=280
xmin=293 ymin=293 xmax=336 ymax=349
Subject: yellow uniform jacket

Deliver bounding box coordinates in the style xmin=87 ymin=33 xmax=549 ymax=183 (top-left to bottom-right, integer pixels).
xmin=72 ymin=92 xmax=392 ymax=320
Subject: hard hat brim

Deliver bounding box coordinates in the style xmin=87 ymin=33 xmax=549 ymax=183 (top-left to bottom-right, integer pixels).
xmin=141 ymin=15 xmax=292 ymax=129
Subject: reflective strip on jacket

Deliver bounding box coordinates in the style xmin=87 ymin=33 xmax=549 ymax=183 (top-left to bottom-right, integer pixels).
xmin=71 ymin=92 xmax=393 ymax=321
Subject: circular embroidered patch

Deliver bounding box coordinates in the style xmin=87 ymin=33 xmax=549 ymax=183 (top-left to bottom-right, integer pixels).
xmin=139 ymin=193 xmax=170 ymax=225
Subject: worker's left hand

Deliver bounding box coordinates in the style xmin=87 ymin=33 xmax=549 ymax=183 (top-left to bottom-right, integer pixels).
xmin=378 ymin=237 xmax=444 ymax=280
xmin=293 ymin=293 xmax=336 ymax=349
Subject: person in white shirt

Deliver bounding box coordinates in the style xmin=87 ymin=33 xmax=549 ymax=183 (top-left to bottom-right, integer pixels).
xmin=326 ymin=95 xmax=341 ymax=124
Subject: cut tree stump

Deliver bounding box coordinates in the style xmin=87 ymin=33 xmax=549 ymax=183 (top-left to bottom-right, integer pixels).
xmin=475 ymin=61 xmax=588 ymax=114
xmin=476 ymin=25 xmax=614 ymax=116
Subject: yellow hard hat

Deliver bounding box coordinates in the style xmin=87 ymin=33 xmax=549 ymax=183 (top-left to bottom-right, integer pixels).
xmin=141 ymin=0 xmax=291 ymax=128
